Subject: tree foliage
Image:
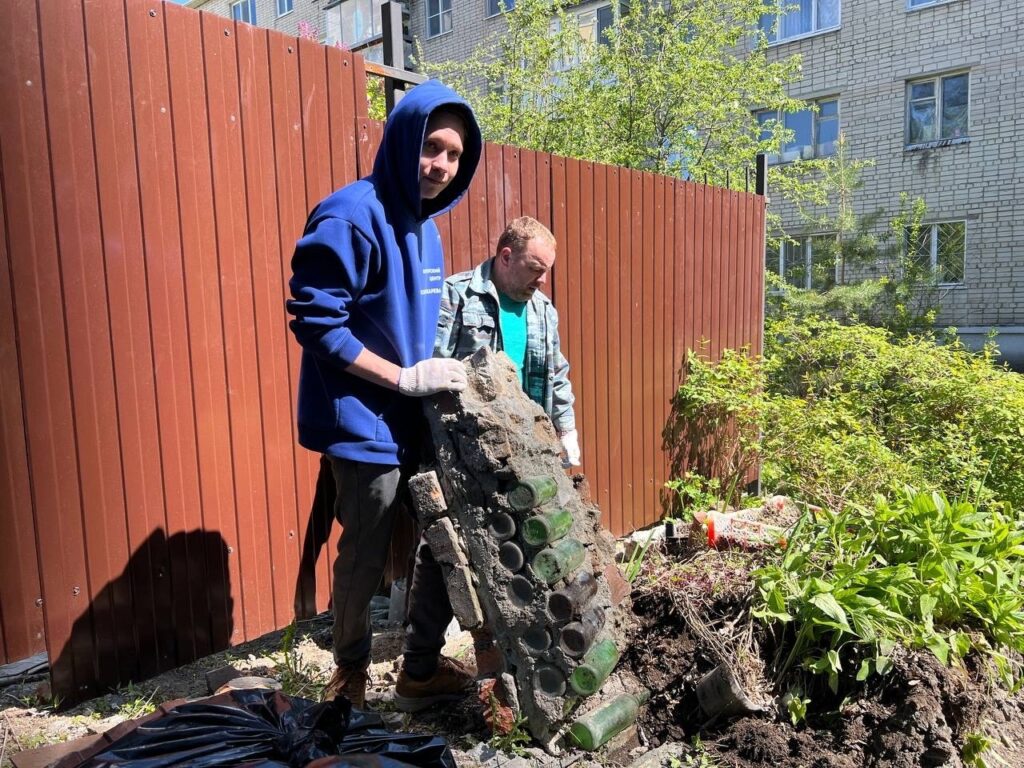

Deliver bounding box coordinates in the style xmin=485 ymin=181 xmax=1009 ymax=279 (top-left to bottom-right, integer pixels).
xmin=767 ymin=134 xmax=940 ymax=335
xmin=422 ymin=0 xmax=804 ymax=183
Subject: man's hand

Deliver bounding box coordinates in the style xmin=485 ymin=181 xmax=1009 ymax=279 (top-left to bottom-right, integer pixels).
xmin=398 ymin=358 xmax=468 ymax=397
xmin=560 ymin=429 xmax=581 ymax=467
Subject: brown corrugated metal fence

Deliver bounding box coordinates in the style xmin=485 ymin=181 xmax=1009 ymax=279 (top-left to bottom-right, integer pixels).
xmin=0 ymin=0 xmax=764 ymax=700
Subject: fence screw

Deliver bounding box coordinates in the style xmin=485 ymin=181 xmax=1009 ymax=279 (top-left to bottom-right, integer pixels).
xmin=35 ymin=598 xmax=43 ymax=607
xmin=72 ymin=586 xmax=80 ymax=596
xmin=149 ymin=9 xmax=156 ymax=17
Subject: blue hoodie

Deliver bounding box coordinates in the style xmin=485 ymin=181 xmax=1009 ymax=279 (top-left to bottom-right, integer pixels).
xmin=287 ymin=80 xmax=482 ymax=464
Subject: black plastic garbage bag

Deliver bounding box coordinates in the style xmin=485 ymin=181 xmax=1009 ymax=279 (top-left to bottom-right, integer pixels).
xmin=77 ymin=689 xmax=456 ymax=768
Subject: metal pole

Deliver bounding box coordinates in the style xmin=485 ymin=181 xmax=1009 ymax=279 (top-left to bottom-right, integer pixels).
xmin=381 ymin=1 xmax=406 ymax=116
xmin=754 ymin=153 xmax=767 ymax=196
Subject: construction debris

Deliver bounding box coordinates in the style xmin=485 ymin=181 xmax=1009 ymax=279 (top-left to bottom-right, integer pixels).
xmin=413 ymin=348 xmax=636 ymax=748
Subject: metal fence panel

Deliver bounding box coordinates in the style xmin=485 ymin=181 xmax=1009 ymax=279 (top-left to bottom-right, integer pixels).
xmin=0 ymin=0 xmax=764 ymax=701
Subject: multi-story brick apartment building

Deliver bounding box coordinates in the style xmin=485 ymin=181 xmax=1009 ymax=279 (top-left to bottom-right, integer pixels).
xmin=756 ymin=0 xmax=1023 ymax=367
xmin=189 ymin=0 xmax=1023 ymax=367
xmin=187 ymin=0 xmax=391 ymax=61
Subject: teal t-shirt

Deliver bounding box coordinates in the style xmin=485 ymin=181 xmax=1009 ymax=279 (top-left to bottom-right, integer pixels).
xmin=498 ymin=293 xmax=528 ymax=386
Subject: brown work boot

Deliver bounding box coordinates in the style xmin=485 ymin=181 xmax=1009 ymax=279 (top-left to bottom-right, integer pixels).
xmin=394 ymin=656 xmax=476 ymax=713
xmin=322 ymin=663 xmax=368 ymax=709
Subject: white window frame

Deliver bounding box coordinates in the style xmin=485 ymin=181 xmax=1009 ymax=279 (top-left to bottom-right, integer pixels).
xmin=760 ymin=0 xmax=841 ymax=45
xmin=426 ymin=0 xmax=453 ymax=38
xmin=277 ymin=0 xmax=294 ymax=18
xmin=325 ymin=0 xmax=390 ymax=49
xmin=485 ymin=0 xmax=515 ymax=19
xmin=907 ymin=0 xmax=958 ymax=10
xmin=767 ymin=234 xmax=838 ymax=291
xmin=905 ymin=71 xmax=970 ymax=148
xmin=906 ymin=221 xmax=966 ymax=286
xmin=756 ymin=97 xmax=839 ymax=165
xmin=230 ymin=0 xmax=257 ymax=24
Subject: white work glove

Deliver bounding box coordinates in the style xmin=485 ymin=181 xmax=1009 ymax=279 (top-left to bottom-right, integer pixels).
xmin=560 ymin=429 xmax=582 ymax=467
xmin=397 ymin=358 xmax=468 ymax=397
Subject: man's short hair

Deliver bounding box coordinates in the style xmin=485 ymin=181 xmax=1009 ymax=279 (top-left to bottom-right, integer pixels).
xmin=425 ymin=105 xmax=469 ymax=141
xmin=496 ymin=216 xmax=556 ymax=257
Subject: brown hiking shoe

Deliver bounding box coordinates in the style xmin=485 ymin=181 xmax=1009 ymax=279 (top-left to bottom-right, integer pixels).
xmin=322 ymin=663 xmax=368 ymax=709
xmin=394 ymin=656 xmax=476 ymax=713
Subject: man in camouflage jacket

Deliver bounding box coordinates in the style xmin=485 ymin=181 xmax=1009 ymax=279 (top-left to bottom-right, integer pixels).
xmin=434 ymin=216 xmax=579 ymax=465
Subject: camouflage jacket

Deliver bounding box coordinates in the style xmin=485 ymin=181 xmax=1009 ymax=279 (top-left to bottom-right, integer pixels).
xmin=434 ymin=258 xmax=576 ymax=433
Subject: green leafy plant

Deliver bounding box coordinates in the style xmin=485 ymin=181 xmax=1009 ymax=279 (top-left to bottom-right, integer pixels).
xmin=488 ymin=698 xmax=531 ymax=757
xmin=962 ymin=730 xmax=1011 ymax=768
xmin=624 ymin=526 xmax=660 ymax=582
xmin=753 ymin=489 xmax=1024 ymax=689
xmin=664 ymin=472 xmax=722 ymax=523
xmin=276 ymin=622 xmax=328 ymax=699
xmin=113 ymin=683 xmax=159 ymax=720
xmin=784 ymin=690 xmax=811 ymax=726
xmin=664 ymin=346 xmax=765 ymax=514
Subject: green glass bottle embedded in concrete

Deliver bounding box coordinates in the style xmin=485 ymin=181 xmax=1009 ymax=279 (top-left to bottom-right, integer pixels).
xmin=521 ymin=507 xmax=573 ymax=546
xmin=508 ymin=476 xmax=559 ymax=511
xmin=532 ymin=538 xmax=585 ymax=584
xmin=569 ymin=637 xmax=619 ymax=695
xmin=568 ymin=690 xmax=649 ymax=751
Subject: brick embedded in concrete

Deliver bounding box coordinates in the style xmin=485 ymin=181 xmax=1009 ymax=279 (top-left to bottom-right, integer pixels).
xmin=445 ymin=565 xmax=484 ymax=629
xmin=408 ymin=470 xmax=448 ymax=521
xmin=423 ymin=347 xmax=632 ymax=748
xmin=423 ymin=517 xmax=468 ymax=567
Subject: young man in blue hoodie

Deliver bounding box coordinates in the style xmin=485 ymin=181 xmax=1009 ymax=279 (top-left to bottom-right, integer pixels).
xmin=287 ymin=80 xmax=482 ymax=711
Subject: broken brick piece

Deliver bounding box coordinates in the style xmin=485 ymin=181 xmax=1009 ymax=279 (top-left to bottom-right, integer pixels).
xmin=424 ymin=517 xmax=468 ymax=567
xmin=603 ymin=563 xmax=632 ymax=608
xmin=408 ymin=470 xmax=447 ymax=521
xmin=445 ymin=566 xmax=483 ymax=629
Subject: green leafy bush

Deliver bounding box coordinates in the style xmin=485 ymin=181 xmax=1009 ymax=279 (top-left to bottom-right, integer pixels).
xmin=665 ymin=316 xmax=1024 ymax=688
xmin=754 ymin=489 xmax=1024 ymax=688
xmin=762 ymin=316 xmax=1024 ymax=511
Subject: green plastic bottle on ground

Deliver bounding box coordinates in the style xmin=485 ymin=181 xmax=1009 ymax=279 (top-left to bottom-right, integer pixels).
xmin=522 ymin=507 xmax=573 ymax=546
xmin=532 ymin=538 xmax=585 ymax=584
xmin=568 ymin=690 xmax=650 ymax=751
xmin=508 ymin=477 xmax=559 ymax=510
xmin=569 ymin=637 xmax=619 ymax=695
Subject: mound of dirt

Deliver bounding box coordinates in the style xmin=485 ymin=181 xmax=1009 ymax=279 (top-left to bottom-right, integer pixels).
xmin=623 ymin=544 xmax=1024 ymax=768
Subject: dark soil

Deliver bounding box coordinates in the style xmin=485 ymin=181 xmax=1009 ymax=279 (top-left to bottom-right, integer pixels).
xmin=623 ymin=543 xmax=1024 ymax=768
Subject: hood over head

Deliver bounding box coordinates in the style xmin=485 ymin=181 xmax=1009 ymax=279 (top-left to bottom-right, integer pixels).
xmin=371 ymin=79 xmax=482 ymax=221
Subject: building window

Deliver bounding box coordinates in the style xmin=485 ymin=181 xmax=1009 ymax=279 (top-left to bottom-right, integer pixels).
xmin=277 ymin=0 xmax=294 ymax=17
xmin=908 ymin=0 xmax=949 ymax=8
xmin=326 ymin=0 xmax=386 ymax=48
xmin=759 ymin=0 xmax=840 ymax=43
xmin=756 ymin=98 xmax=839 ymax=164
xmin=230 ymin=0 xmax=257 ymax=24
xmin=427 ymin=0 xmax=453 ymax=37
xmin=577 ymin=4 xmax=614 ymax=46
xmin=551 ymin=3 xmax=617 ymax=73
xmin=767 ymin=235 xmax=837 ymax=290
xmin=486 ymin=0 xmax=514 ymax=18
xmin=907 ymin=221 xmax=965 ymax=284
xmin=906 ymin=73 xmax=969 ymax=146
